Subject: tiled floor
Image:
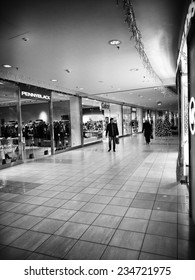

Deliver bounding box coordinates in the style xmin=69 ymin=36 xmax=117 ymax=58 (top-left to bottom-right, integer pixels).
xmin=0 ymin=134 xmax=194 ymax=260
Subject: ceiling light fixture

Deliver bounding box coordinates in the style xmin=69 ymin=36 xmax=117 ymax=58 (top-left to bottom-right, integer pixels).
xmin=22 ymin=37 xmax=29 ymax=42
xmin=157 ymin=101 xmax=162 ymax=106
xmin=65 ymin=69 xmax=71 ymax=73
xmin=108 ymin=40 xmax=121 ymax=45
xmin=51 ymin=79 xmax=57 ymax=82
xmin=2 ymin=64 xmax=12 ymax=68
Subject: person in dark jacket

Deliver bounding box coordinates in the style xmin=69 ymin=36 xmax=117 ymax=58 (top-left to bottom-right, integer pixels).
xmin=142 ymin=119 xmax=152 ymax=144
xmin=106 ymin=118 xmax=119 ymax=152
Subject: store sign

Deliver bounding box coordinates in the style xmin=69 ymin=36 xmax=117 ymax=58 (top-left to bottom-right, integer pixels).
xmin=21 ymin=91 xmax=51 ymax=100
xmin=101 ymin=102 xmax=110 ymax=109
xmin=189 ymin=97 xmax=195 ymax=135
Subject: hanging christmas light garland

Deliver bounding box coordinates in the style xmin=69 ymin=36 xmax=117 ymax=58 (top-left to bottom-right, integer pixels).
xmin=119 ymin=0 xmax=163 ymax=83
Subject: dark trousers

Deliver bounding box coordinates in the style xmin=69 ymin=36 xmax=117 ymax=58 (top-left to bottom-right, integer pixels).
xmin=109 ymin=136 xmax=116 ymax=151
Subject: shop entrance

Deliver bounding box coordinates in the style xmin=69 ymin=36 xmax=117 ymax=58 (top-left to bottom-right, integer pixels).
xmin=20 ymin=85 xmax=52 ymax=160
xmin=0 ymin=81 xmax=23 ymax=168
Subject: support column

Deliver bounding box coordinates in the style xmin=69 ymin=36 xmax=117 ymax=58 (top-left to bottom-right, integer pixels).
xmin=17 ymin=86 xmax=24 ymax=161
xmin=49 ymin=92 xmax=55 ymax=155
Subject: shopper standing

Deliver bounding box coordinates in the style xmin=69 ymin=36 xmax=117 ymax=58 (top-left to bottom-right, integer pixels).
xmin=106 ymin=118 xmax=119 ymax=152
xmin=142 ymin=119 xmax=152 ymax=144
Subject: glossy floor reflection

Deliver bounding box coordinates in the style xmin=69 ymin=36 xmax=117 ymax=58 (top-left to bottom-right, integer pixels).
xmin=0 ymin=135 xmax=193 ymax=260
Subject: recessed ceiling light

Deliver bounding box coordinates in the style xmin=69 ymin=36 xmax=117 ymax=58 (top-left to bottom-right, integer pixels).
xmin=157 ymin=101 xmax=162 ymax=106
xmin=51 ymin=79 xmax=57 ymax=82
xmin=108 ymin=39 xmax=121 ymax=45
xmin=22 ymin=37 xmax=29 ymax=42
xmin=2 ymin=64 xmax=12 ymax=68
xmin=65 ymin=69 xmax=71 ymax=73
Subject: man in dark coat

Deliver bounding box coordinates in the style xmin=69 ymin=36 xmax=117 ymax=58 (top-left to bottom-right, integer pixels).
xmin=106 ymin=118 xmax=119 ymax=152
xmin=142 ymin=120 xmax=152 ymax=144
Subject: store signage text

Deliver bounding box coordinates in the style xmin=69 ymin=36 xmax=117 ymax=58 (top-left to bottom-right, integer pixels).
xmin=21 ymin=91 xmax=51 ymax=100
xmin=189 ymin=97 xmax=195 ymax=135
xmin=101 ymin=102 xmax=110 ymax=110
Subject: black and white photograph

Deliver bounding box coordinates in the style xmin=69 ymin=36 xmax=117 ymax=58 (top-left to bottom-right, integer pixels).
xmin=0 ymin=0 xmax=194 ymax=278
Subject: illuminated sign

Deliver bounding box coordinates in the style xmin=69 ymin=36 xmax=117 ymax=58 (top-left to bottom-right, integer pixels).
xmin=189 ymin=97 xmax=195 ymax=135
xmin=21 ymin=91 xmax=51 ymax=100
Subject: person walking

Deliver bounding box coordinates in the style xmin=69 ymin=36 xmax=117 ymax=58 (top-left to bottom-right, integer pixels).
xmin=142 ymin=119 xmax=152 ymax=144
xmin=106 ymin=118 xmax=119 ymax=152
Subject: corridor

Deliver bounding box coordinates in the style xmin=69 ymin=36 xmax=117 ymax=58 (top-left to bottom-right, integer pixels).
xmin=0 ymin=134 xmax=193 ymax=260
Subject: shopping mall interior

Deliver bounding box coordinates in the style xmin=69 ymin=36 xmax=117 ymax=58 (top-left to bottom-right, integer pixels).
xmin=0 ymin=0 xmax=195 ymax=260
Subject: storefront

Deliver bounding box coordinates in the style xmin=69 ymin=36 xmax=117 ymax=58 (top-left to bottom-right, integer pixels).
xmin=82 ymin=98 xmax=124 ymax=145
xmin=0 ymin=82 xmax=82 ymax=169
xmin=187 ymin=7 xmax=195 ymax=221
xmin=123 ymin=105 xmax=132 ymax=135
xmin=0 ymin=82 xmax=23 ymax=168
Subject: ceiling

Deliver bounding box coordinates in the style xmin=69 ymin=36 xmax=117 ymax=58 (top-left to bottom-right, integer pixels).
xmin=0 ymin=0 xmax=187 ymax=111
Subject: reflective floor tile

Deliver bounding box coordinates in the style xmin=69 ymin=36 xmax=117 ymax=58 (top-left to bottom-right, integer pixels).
xmin=65 ymin=240 xmax=106 ymax=260
xmin=80 ymin=202 xmax=106 ymax=213
xmin=119 ymin=217 xmax=148 ymax=233
xmin=109 ymin=197 xmax=133 ymax=207
xmin=92 ymin=214 xmax=121 ymax=229
xmin=26 ymin=196 xmax=50 ymax=205
xmin=102 ymin=205 xmax=128 ymax=216
xmin=61 ymin=200 xmax=86 ymax=210
xmin=147 ymin=221 xmax=177 ymax=238
xmin=32 ymin=218 xmax=65 ymax=234
xmin=80 ymin=225 xmax=115 ymax=244
xmin=156 ymin=194 xmax=177 ymax=203
xmin=110 ymin=229 xmax=144 ymax=251
xmin=10 ymin=203 xmax=37 ymax=214
xmin=153 ymin=201 xmax=177 ymax=212
xmin=72 ymin=193 xmax=94 ymax=202
xmin=28 ymin=205 xmax=56 ymax=218
xmin=116 ymin=191 xmax=136 ymax=199
xmin=130 ymin=199 xmax=154 ymax=210
xmin=35 ymin=235 xmax=76 ymax=258
xmin=142 ymin=234 xmax=177 ymax=258
xmin=0 ymin=201 xmax=20 ymax=211
xmin=10 ymin=215 xmax=43 ymax=230
xmin=135 ymin=192 xmax=156 ymax=201
xmin=38 ymin=190 xmax=60 ymax=198
xmin=43 ymin=198 xmax=67 ymax=208
xmin=11 ymin=231 xmax=50 ymax=251
xmin=97 ymin=189 xmax=118 ymax=197
xmin=90 ymin=195 xmax=113 ymax=204
xmin=101 ymin=246 xmax=139 ymax=260
xmin=139 ymin=252 xmax=176 ymax=260
xmin=125 ymin=208 xmax=152 ymax=220
xmin=150 ymin=210 xmax=177 ymax=223
xmin=47 ymin=208 xmax=76 ymax=221
xmin=0 ymin=212 xmax=23 ymax=226
xmin=55 ymin=222 xmax=89 ymax=239
xmin=0 ymin=246 xmax=31 ymax=260
xmin=0 ymin=226 xmax=26 ymax=245
xmin=27 ymin=252 xmax=59 ymax=260
xmin=69 ymin=211 xmax=98 ymax=225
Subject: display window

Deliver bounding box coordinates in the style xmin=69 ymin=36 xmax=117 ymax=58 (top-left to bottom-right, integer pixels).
xmin=0 ymin=81 xmax=23 ymax=168
xmin=82 ymin=98 xmax=104 ymax=144
xmin=20 ymin=84 xmax=52 ymax=160
xmin=123 ymin=106 xmax=131 ymax=135
xmin=130 ymin=107 xmax=139 ymax=134
xmin=52 ymin=92 xmax=71 ymax=151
